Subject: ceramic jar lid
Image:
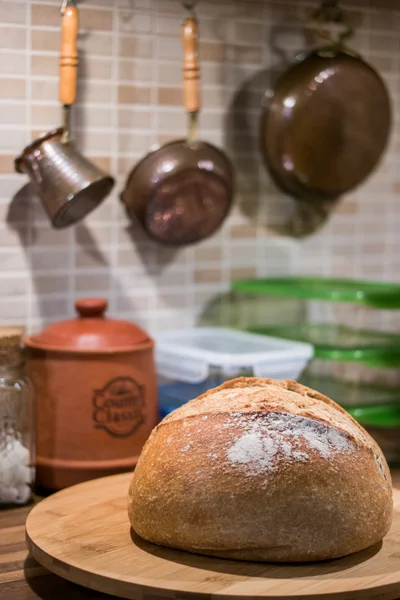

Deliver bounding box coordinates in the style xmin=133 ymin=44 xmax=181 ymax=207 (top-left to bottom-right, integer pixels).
xmin=25 ymin=298 xmax=152 ymax=353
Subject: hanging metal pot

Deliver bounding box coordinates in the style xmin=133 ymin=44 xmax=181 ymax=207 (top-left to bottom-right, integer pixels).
xmin=15 ymin=0 xmax=114 ymax=229
xmin=122 ymin=5 xmax=234 ymax=246
xmin=260 ymin=0 xmax=391 ymax=202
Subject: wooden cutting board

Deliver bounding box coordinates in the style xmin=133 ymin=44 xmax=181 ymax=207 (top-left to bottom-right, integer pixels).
xmin=26 ymin=473 xmax=400 ymax=600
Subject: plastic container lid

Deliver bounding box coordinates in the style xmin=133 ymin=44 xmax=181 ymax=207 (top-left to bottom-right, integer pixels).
xmin=155 ymin=327 xmax=313 ymax=383
xmin=299 ymin=372 xmax=400 ymax=408
xmin=250 ymin=323 xmax=400 ymax=367
xmin=347 ymin=404 xmax=400 ymax=428
xmin=25 ymin=298 xmax=152 ymax=353
xmin=232 ymin=277 xmax=400 ymax=308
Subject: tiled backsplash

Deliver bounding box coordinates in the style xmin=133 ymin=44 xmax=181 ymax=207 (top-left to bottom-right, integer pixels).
xmin=0 ymin=0 xmax=399 ymax=335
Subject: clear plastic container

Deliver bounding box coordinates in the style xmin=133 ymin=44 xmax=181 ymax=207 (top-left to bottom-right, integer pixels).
xmin=155 ymin=327 xmax=313 ymax=417
xmin=0 ymin=329 xmax=35 ymax=506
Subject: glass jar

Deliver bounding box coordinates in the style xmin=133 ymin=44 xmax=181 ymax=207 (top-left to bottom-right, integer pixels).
xmin=0 ymin=330 xmax=35 ymax=506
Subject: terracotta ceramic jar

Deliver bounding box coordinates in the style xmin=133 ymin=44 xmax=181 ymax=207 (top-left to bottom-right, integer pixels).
xmin=25 ymin=299 xmax=158 ymax=490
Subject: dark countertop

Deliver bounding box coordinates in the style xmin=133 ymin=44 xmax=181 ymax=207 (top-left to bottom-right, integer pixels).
xmin=1 ymin=471 xmax=400 ymax=600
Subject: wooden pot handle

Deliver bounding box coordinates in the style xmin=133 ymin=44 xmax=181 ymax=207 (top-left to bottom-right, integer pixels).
xmin=59 ymin=4 xmax=79 ymax=106
xmin=182 ymin=16 xmax=200 ymax=114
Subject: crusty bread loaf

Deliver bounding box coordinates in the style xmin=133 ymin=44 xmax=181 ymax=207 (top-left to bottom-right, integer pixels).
xmin=128 ymin=377 xmax=392 ymax=562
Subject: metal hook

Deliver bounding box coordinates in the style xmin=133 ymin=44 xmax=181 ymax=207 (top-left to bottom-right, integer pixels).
xmin=309 ymin=0 xmax=353 ymax=45
xmin=61 ymin=0 xmax=77 ymax=16
xmin=181 ymin=0 xmax=197 ymax=16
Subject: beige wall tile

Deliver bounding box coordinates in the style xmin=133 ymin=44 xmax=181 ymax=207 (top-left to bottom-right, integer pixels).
xmin=76 ymin=81 xmax=113 ymax=104
xmin=195 ymin=246 xmax=222 ymax=262
xmin=118 ymin=85 xmax=151 ymax=104
xmin=233 ymin=45 xmax=263 ymax=64
xmin=82 ymin=32 xmax=113 ymax=56
xmin=0 ymin=26 xmax=26 ymax=50
xmin=370 ymin=33 xmax=399 ymax=54
xmin=76 ymin=273 xmax=110 ymax=292
xmin=118 ymin=11 xmax=152 ymax=34
xmin=119 ymin=36 xmax=153 ymax=59
xmin=118 ymin=59 xmax=153 ymax=83
xmin=157 ymin=62 xmax=181 ymax=85
xmin=0 ymin=51 xmax=26 ymax=75
xmin=157 ymin=37 xmax=180 ymax=61
xmin=230 ymin=266 xmax=258 ymax=280
xmin=0 ymin=1 xmax=26 ymax=24
xmin=31 ymin=29 xmax=58 ymax=52
xmin=0 ymin=298 xmax=27 ymax=321
xmin=81 ymin=57 xmax=113 ymax=80
xmin=80 ymin=8 xmax=113 ymax=31
xmin=230 ymin=223 xmax=258 ymax=238
xmin=118 ymin=107 xmax=153 ymax=129
xmin=116 ymin=294 xmax=151 ymax=312
xmin=31 ymin=105 xmax=59 ymax=128
xmin=119 ymin=132 xmax=152 ymax=153
xmin=32 ymin=5 xmax=112 ymax=30
xmin=0 ymin=129 xmax=28 ymax=152
xmin=0 ymin=155 xmax=15 ymax=174
xmin=87 ymin=156 xmax=111 ymax=172
xmin=157 ymin=87 xmax=181 ymax=106
xmin=156 ymin=293 xmax=187 ymax=309
xmin=0 ymin=248 xmax=28 ymax=271
xmin=31 ymin=79 xmax=57 ymax=102
xmin=31 ymin=297 xmax=69 ymax=320
xmin=118 ymin=156 xmax=139 ymax=175
xmin=33 ymin=275 xmax=69 ymax=294
xmin=31 ymin=54 xmax=57 ymax=77
xmin=0 ymin=275 xmax=27 ymax=297
xmin=75 ymin=249 xmax=112 ymax=269
xmin=234 ymin=22 xmax=263 ymax=45
xmin=31 ymin=4 xmax=58 ymax=27
xmin=157 ymin=110 xmax=185 ymax=131
xmin=200 ymin=42 xmax=226 ymax=62
xmin=30 ymin=248 xmax=70 ymax=271
xmin=334 ymin=200 xmax=358 ymax=215
xmin=195 ymin=268 xmax=222 ymax=284
xmin=0 ymin=104 xmax=26 ymax=125
xmin=31 ymin=227 xmax=70 ymax=247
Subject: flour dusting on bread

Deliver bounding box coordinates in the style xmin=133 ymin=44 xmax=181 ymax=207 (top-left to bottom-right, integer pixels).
xmin=227 ymin=412 xmax=353 ymax=475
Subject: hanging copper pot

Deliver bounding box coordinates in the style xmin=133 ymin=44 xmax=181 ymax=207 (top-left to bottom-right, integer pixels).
xmin=121 ymin=11 xmax=234 ymax=246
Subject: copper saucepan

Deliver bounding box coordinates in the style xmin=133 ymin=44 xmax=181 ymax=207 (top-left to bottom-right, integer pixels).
xmin=122 ymin=11 xmax=234 ymax=247
xmin=260 ymin=1 xmax=391 ymax=202
xmin=15 ymin=0 xmax=114 ymax=229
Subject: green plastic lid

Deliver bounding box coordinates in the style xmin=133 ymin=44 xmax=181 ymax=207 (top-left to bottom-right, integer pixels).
xmin=232 ymin=277 xmax=400 ymax=309
xmin=347 ymin=405 xmax=400 ymax=428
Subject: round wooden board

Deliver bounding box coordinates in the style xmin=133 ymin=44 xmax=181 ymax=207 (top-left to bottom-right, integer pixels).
xmin=26 ymin=473 xmax=400 ymax=600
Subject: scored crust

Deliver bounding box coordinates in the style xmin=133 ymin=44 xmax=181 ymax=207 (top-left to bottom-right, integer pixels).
xmin=129 ymin=377 xmax=393 ymax=562
xmin=161 ymin=377 xmax=378 ymax=451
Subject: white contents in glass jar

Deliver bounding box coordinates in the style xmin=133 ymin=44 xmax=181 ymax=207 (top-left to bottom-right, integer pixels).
xmin=0 ymin=439 xmax=32 ymax=505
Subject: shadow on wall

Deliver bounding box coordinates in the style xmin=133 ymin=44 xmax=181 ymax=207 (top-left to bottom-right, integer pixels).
xmin=224 ymin=23 xmax=339 ymax=239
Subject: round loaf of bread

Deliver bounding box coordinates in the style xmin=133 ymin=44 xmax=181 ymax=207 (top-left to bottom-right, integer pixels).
xmin=128 ymin=377 xmax=393 ymax=562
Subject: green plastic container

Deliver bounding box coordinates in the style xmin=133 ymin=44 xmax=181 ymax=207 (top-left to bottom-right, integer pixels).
xmin=232 ymin=277 xmax=400 ymax=309
xmin=250 ymin=323 xmax=400 ymax=367
xmin=299 ymin=371 xmax=400 ymax=465
xmin=299 ymin=372 xmax=400 ymax=409
xmin=232 ymin=277 xmax=400 ymax=367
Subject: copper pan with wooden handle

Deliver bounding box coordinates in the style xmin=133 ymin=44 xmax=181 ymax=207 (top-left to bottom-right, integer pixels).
xmin=122 ymin=5 xmax=234 ymax=247
xmin=260 ymin=0 xmax=391 ymax=203
xmin=15 ymin=0 xmax=114 ymax=229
